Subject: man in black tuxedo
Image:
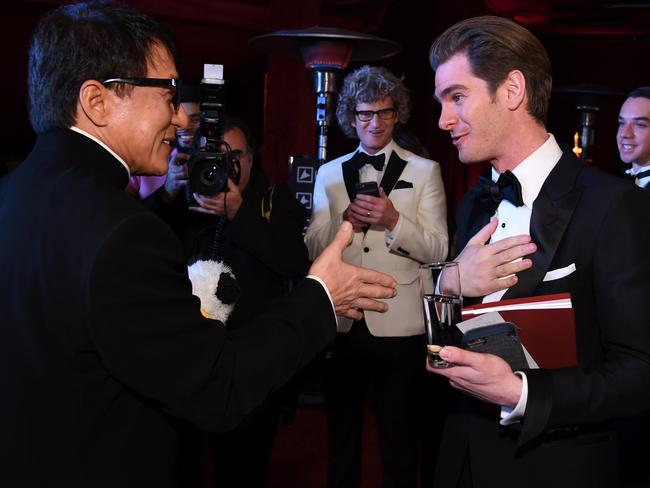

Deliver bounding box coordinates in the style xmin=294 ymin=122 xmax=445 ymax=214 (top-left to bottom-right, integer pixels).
xmin=0 ymin=2 xmax=396 ymax=487
xmin=427 ymin=16 xmax=650 ymax=488
xmin=617 ymin=86 xmax=650 ymax=190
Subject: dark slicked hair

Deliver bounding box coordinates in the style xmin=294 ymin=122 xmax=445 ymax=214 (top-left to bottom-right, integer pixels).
xmin=628 ymin=86 xmax=650 ymax=100
xmin=429 ymin=15 xmax=552 ymax=125
xmin=28 ymin=0 xmax=178 ymax=133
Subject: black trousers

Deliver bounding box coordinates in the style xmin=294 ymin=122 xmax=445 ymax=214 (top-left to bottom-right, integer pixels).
xmin=324 ymin=320 xmax=427 ymax=488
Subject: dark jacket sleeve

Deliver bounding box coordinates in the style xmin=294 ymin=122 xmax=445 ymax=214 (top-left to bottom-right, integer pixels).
xmin=228 ymin=183 xmax=311 ymax=278
xmin=86 ymin=211 xmax=335 ymax=432
xmin=519 ymin=185 xmax=650 ymax=444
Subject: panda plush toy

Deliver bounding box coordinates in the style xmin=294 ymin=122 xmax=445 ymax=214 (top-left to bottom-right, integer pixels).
xmin=187 ymin=259 xmax=239 ymax=323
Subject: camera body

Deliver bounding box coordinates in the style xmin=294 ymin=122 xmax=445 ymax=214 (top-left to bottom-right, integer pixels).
xmin=187 ymin=64 xmax=240 ymax=196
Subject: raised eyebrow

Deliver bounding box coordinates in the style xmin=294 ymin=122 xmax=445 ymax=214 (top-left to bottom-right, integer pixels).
xmin=434 ymin=84 xmax=467 ymax=103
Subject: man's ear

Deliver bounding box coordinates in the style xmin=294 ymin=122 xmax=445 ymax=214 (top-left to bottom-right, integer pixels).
xmin=504 ymin=70 xmax=526 ymax=111
xmin=77 ymin=80 xmax=112 ymax=127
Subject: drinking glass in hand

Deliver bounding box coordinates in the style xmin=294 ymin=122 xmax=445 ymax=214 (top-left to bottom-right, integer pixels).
xmin=419 ymin=262 xmax=462 ymax=368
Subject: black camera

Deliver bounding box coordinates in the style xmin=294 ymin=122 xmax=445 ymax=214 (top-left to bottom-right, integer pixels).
xmin=187 ymin=64 xmax=240 ymax=196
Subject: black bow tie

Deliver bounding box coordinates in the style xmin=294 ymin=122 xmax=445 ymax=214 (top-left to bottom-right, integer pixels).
xmin=350 ymin=151 xmax=385 ymax=172
xmin=635 ymin=169 xmax=650 ymax=180
xmin=625 ymin=169 xmax=650 ymax=183
xmin=477 ymin=170 xmax=524 ymax=214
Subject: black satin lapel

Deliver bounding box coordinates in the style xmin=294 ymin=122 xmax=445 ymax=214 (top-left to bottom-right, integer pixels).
xmin=503 ymin=153 xmax=583 ymax=299
xmin=379 ymin=151 xmax=407 ymax=197
xmin=456 ymin=186 xmax=491 ymax=254
xmin=342 ymin=156 xmax=359 ymax=203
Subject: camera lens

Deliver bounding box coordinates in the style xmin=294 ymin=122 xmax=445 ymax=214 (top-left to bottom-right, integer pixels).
xmin=189 ymin=153 xmax=228 ymax=196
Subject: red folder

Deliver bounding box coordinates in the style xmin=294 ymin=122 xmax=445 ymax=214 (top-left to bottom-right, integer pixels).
xmin=461 ymin=293 xmax=577 ymax=369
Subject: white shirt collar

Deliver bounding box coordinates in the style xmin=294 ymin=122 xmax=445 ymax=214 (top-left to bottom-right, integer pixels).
xmin=491 ymin=133 xmax=562 ymax=208
xmin=69 ymin=126 xmax=131 ymax=177
xmin=357 ymin=140 xmax=395 ymax=161
xmin=626 ymin=162 xmax=650 ymax=176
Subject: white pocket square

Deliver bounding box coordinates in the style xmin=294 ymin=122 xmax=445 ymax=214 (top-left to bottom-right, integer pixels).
xmin=542 ymin=263 xmax=576 ymax=282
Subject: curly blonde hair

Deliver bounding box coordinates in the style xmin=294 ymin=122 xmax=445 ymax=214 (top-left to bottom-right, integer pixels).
xmin=336 ymin=65 xmax=411 ymax=138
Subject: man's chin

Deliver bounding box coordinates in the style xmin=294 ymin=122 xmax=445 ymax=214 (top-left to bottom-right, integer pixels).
xmin=135 ymin=161 xmax=169 ymax=177
xmin=457 ymin=151 xmax=476 ymax=164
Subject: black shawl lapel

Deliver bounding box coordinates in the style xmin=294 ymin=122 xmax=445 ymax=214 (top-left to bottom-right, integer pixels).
xmin=456 ymin=167 xmax=493 ymax=253
xmin=341 ymin=153 xmax=360 ymax=203
xmin=379 ymin=151 xmax=407 ymax=197
xmin=503 ymin=152 xmax=583 ymax=299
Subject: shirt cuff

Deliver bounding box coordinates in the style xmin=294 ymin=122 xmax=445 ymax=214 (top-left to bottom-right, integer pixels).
xmin=500 ymin=371 xmax=528 ymax=425
xmin=306 ymin=275 xmax=336 ymax=320
xmin=385 ymin=214 xmax=403 ymax=246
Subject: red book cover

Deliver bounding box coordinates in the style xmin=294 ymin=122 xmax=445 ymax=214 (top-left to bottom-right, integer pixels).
xmin=462 ymin=293 xmax=577 ymax=369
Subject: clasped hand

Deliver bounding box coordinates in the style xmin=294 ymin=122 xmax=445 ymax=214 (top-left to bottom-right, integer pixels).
xmin=343 ymin=187 xmax=399 ymax=231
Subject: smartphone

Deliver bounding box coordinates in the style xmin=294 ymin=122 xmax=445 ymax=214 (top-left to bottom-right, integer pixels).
xmin=354 ymin=181 xmax=379 ymax=197
xmin=461 ymin=322 xmax=529 ymax=371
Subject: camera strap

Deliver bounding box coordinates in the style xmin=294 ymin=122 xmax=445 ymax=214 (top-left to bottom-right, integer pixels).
xmin=206 ymin=218 xmax=226 ymax=262
xmin=260 ymin=185 xmax=276 ymax=223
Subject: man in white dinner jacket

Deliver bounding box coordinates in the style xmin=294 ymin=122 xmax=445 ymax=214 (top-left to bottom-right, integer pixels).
xmin=305 ymin=64 xmax=448 ymax=488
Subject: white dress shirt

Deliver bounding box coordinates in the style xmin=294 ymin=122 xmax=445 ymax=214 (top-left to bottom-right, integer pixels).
xmin=484 ymin=134 xmax=563 ymax=303
xmin=478 ymin=134 xmax=563 ymax=425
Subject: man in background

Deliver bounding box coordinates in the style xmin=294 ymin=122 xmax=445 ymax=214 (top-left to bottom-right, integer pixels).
xmin=155 ymin=113 xmax=311 ymax=487
xmin=617 ymin=86 xmax=650 ymax=189
xmin=305 ymin=65 xmax=448 ymax=488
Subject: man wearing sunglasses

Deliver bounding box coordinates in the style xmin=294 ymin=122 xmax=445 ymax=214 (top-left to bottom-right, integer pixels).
xmin=0 ymin=2 xmax=397 ymax=487
xmin=305 ymin=65 xmax=449 ymax=488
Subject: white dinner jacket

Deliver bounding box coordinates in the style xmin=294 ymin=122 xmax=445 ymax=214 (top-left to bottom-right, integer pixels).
xmin=305 ymin=142 xmax=448 ymax=336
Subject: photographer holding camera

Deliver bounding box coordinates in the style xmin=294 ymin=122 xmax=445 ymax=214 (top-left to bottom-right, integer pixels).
xmin=150 ymin=112 xmax=312 ymax=487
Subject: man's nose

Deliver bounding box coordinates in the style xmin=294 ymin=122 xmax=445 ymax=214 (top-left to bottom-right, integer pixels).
xmin=438 ymin=106 xmax=455 ymax=131
xmin=619 ymin=122 xmax=634 ymax=138
xmin=369 ymin=113 xmax=382 ymax=127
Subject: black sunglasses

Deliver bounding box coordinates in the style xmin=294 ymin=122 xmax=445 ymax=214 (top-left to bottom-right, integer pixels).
xmin=102 ymin=77 xmax=181 ymax=110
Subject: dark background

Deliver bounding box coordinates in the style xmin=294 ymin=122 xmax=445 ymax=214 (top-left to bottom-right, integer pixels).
xmin=4 ymin=0 xmax=650 ymax=217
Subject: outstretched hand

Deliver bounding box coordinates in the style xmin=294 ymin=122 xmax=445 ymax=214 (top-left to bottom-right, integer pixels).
xmin=309 ymin=221 xmax=397 ymax=321
xmin=457 ymin=217 xmax=537 ymax=297
xmin=426 ymin=346 xmax=522 ymax=408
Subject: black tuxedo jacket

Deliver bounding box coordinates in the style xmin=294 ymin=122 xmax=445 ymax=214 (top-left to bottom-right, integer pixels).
xmin=0 ymin=129 xmax=335 ymax=488
xmin=436 ymin=152 xmax=650 ymax=488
